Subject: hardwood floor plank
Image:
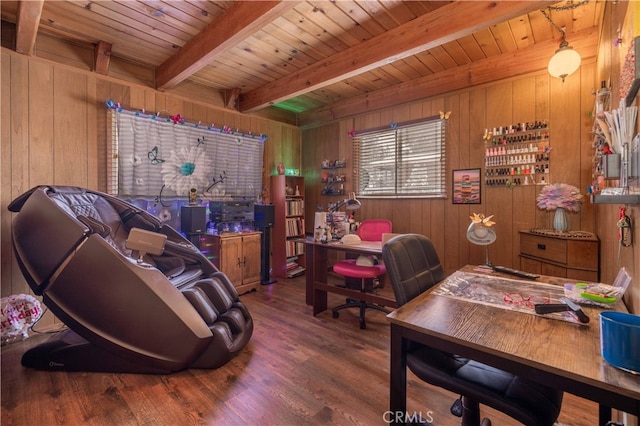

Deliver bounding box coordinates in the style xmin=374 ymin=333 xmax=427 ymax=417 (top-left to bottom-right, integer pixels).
xmin=1 ymin=275 xmax=599 ymax=425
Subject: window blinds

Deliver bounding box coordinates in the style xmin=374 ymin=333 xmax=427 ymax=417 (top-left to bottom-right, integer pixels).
xmin=108 ymin=110 xmax=264 ymax=201
xmin=353 ymin=119 xmax=446 ymax=197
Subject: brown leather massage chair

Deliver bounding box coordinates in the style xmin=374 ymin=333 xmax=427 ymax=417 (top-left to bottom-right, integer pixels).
xmin=8 ymin=186 xmax=253 ymax=373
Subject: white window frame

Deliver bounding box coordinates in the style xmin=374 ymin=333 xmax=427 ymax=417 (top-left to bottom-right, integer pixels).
xmin=353 ymin=117 xmax=446 ymax=198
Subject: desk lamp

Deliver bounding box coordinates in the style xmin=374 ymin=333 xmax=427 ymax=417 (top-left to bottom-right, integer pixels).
xmin=466 ymin=213 xmax=496 ymax=266
xmin=329 ymin=192 xmax=361 ymax=240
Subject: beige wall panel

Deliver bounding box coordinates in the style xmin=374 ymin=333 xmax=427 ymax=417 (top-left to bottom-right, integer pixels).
xmin=6 ymin=54 xmax=32 ymax=298
xmin=1 ymin=53 xmax=16 ymax=296
xmin=534 ymin=74 xmax=551 ymax=229
xmin=85 ymin=75 xmax=99 ymax=190
xmin=512 ymin=78 xmax=536 ymax=124
xmin=53 ymin=68 xmax=88 ymax=187
xmin=169 ymin=81 xmax=225 ymax=109
xmin=206 ymin=108 xmax=227 ymax=132
xmin=35 ymin=33 xmax=93 ymax=72
xmin=129 ymin=86 xmax=147 ymax=111
xmin=444 ymin=94 xmax=462 ymax=269
xmin=9 ymin=55 xmax=29 ymax=200
xmin=456 ymin=91 xmax=472 ymax=268
xmin=483 ymin=83 xmax=514 ymax=266
xmin=427 ymin=97 xmax=446 ymax=266
xmin=108 ymin=57 xmax=155 ymax=88
xmin=27 ymin=61 xmax=54 ymax=188
xmin=189 ymin=103 xmax=209 ymax=126
xmin=165 ymin=98 xmax=185 ymax=121
xmin=549 ymin=73 xmax=583 ymax=234
xmin=408 ymin=101 xmax=424 ymax=121
xmin=579 ymin=60 xmax=597 ymax=233
xmin=510 ymin=77 xmax=536 ymax=263
xmin=468 ymin=88 xmax=487 ymax=266
xmin=486 ymin=83 xmax=513 ymax=128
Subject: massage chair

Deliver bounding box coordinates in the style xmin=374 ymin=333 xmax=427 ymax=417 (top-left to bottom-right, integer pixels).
xmin=8 ymin=185 xmax=253 ymax=373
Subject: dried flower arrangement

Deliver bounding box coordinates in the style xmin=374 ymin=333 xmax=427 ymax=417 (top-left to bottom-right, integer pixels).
xmin=536 ymin=183 xmax=583 ymax=212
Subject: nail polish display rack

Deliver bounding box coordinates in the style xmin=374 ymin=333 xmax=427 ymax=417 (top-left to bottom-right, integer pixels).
xmin=483 ymin=121 xmax=550 ymax=187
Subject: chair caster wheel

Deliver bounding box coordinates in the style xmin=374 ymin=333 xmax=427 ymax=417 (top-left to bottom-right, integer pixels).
xmin=332 ymin=311 xmax=339 ymax=318
xmin=359 ymin=319 xmax=366 ymax=329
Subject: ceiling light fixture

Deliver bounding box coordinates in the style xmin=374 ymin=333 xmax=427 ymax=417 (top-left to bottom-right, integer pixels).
xmin=547 ymin=30 xmax=581 ymax=82
xmin=541 ymin=1 xmax=590 ymax=82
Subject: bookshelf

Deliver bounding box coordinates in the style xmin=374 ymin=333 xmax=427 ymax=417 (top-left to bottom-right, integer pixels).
xmin=271 ymin=175 xmax=306 ymax=278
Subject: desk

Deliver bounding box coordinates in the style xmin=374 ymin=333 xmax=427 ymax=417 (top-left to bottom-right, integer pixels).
xmin=300 ymin=237 xmax=397 ymax=315
xmin=388 ymin=265 xmax=640 ymax=425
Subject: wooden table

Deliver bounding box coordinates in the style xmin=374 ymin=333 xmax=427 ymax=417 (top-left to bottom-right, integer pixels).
xmin=300 ymin=237 xmax=397 ymax=315
xmin=387 ymin=265 xmax=640 ymax=425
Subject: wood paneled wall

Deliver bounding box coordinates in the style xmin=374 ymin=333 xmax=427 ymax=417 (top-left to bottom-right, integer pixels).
xmin=591 ymin=0 xmax=639 ymax=314
xmin=303 ymin=57 xmax=639 ymax=313
xmin=1 ymin=48 xmax=301 ymax=327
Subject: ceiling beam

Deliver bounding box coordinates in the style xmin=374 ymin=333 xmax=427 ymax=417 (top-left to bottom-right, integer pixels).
xmin=297 ymin=27 xmax=599 ymax=128
xmin=94 ymin=41 xmax=112 ymax=75
xmin=15 ymin=0 xmax=44 ymax=55
xmin=239 ymin=1 xmax=557 ymax=113
xmin=156 ymin=1 xmax=300 ymax=91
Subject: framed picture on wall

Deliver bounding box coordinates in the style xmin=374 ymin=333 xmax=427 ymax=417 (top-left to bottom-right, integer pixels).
xmin=452 ymin=168 xmax=481 ymax=204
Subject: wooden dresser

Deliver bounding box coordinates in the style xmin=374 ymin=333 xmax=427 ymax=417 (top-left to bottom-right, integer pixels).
xmin=519 ymin=230 xmax=599 ymax=282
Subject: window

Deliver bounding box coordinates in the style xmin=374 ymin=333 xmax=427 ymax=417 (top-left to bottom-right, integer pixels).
xmin=353 ymin=117 xmax=446 ymax=198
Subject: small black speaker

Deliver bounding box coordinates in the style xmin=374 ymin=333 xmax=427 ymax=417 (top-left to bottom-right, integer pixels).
xmin=254 ymin=204 xmax=276 ymax=285
xmin=180 ymin=205 xmax=206 ymax=234
xmin=254 ymin=204 xmax=275 ymax=228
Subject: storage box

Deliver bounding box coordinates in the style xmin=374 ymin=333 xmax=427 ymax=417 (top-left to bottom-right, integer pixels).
xmin=630 ymin=152 xmax=640 ymax=178
xmin=600 ymin=311 xmax=640 ymax=374
xmin=602 ymin=154 xmax=621 ymax=179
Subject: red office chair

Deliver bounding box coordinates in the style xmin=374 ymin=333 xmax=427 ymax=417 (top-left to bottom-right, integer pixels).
xmin=331 ymin=219 xmax=392 ymax=329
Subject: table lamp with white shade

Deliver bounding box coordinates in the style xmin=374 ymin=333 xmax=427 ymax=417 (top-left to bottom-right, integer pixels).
xmin=466 ymin=213 xmax=496 ymax=266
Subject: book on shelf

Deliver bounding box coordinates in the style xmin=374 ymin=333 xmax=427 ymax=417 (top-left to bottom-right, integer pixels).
xmin=285 ymin=240 xmax=305 ymax=258
xmin=287 ymin=265 xmax=306 ymax=278
xmin=286 ymin=199 xmax=304 ymax=216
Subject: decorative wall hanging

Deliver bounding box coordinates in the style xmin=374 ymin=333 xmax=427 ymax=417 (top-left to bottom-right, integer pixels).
xmin=452 ymin=169 xmax=481 ymax=204
xmin=107 ymin=105 xmax=266 ymax=202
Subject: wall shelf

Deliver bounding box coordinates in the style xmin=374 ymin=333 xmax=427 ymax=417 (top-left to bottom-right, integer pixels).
xmin=591 ymin=194 xmax=640 ymax=204
xmin=483 ymin=121 xmax=550 ymax=187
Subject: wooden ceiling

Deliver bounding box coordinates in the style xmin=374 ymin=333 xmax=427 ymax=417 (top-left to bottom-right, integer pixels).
xmin=1 ymin=1 xmax=603 ymax=126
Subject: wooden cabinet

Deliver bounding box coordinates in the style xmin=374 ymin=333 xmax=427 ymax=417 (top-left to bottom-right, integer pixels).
xmin=519 ymin=230 xmax=599 ymax=282
xmin=271 ymin=175 xmax=305 ymax=278
xmin=201 ymin=232 xmax=261 ymax=295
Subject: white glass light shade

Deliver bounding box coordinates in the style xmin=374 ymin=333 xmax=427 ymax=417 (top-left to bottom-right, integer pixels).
xmin=548 ymin=41 xmax=581 ymax=82
xmin=466 ymin=222 xmax=496 ymax=246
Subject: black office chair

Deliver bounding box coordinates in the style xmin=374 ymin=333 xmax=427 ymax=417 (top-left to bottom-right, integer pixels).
xmin=382 ymin=234 xmax=563 ymax=426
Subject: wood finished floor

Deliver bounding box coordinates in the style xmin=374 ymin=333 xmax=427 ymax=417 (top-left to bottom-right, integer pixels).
xmin=1 ymin=273 xmax=599 ymax=426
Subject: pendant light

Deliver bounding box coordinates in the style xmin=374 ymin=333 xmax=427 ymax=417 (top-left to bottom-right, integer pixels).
xmin=547 ymin=30 xmax=581 ymax=82
xmin=540 ymin=2 xmax=589 ymax=83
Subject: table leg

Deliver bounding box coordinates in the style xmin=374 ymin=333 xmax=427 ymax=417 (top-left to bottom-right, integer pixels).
xmin=390 ymin=323 xmax=408 ymax=424
xmin=598 ymin=404 xmax=612 ymax=426
xmin=312 ymin=244 xmax=328 ymax=315
xmin=305 ymin=243 xmax=314 ymax=306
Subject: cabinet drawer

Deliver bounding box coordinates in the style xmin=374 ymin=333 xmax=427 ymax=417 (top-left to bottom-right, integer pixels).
xmin=567 ymin=240 xmax=598 ymax=270
xmin=520 ymin=233 xmax=566 ymax=264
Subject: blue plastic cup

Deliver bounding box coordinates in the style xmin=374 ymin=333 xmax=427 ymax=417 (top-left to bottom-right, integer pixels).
xmin=599 ymin=311 xmax=640 ymax=374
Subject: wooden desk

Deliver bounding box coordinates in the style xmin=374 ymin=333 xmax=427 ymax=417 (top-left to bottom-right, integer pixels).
xmin=300 ymin=237 xmax=397 ymax=315
xmin=387 ymin=265 xmax=640 ymax=425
